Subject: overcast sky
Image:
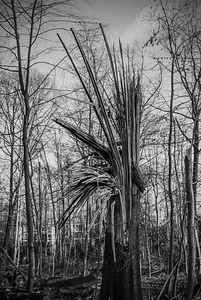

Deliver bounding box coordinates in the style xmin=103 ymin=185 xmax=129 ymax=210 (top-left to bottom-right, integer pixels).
xmin=77 ymin=0 xmax=153 ymax=43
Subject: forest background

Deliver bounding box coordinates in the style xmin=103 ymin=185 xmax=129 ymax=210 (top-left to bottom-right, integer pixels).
xmin=0 ymin=0 xmax=201 ymax=299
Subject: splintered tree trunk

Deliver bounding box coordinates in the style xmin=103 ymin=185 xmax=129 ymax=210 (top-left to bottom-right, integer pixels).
xmin=99 ymin=230 xmax=131 ymax=300
xmin=100 ymin=195 xmax=143 ymax=300
xmin=99 ymin=199 xmax=132 ymax=300
xmin=185 ymin=147 xmax=195 ymax=300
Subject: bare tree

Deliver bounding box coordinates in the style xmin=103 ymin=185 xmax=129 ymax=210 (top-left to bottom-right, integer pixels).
xmin=144 ymin=0 xmax=201 ymax=296
xmin=0 ymin=0 xmax=84 ymax=291
xmin=0 ymin=74 xmax=23 ymax=252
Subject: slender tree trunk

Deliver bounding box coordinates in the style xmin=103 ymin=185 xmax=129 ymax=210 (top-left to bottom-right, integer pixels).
xmin=3 ymin=142 xmax=21 ymax=251
xmin=3 ymin=194 xmax=18 ymax=251
xmin=192 ymin=119 xmax=199 ymax=213
xmin=13 ymin=196 xmax=20 ymax=265
xmin=23 ymin=96 xmax=35 ymax=293
xmin=153 ymin=145 xmax=160 ymax=260
xmin=43 ymin=148 xmax=59 ymax=276
xmin=3 ymin=140 xmax=14 ymax=251
xmin=192 ymin=119 xmax=201 ymax=273
xmin=185 ymin=147 xmax=195 ymax=300
xmin=144 ymin=193 xmax=151 ymax=277
xmin=38 ymin=161 xmax=43 ymax=277
xmin=167 ymin=58 xmax=175 ymax=295
xmin=83 ymin=200 xmax=89 ymax=276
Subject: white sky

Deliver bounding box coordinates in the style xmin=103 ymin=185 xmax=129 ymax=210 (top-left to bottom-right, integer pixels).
xmin=76 ymin=0 xmax=153 ymax=43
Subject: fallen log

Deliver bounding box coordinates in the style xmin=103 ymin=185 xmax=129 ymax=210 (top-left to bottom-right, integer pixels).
xmin=44 ymin=274 xmax=96 ymax=288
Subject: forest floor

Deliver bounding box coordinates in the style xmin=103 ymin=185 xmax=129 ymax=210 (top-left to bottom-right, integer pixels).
xmin=142 ymin=273 xmax=187 ymax=299
xmin=0 ymin=270 xmax=189 ymax=300
xmin=0 ymin=261 xmax=195 ymax=300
